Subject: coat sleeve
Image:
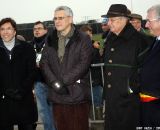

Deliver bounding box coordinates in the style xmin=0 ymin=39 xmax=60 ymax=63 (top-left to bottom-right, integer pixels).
xmin=62 ymin=35 xmax=93 ymax=85
xmin=40 ymin=45 xmax=57 ymax=87
xmin=21 ymin=44 xmax=36 ymax=93
xmin=129 ymin=34 xmax=152 ymax=93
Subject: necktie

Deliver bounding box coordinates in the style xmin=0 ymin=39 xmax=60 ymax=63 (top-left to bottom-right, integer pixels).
xmin=152 ymin=39 xmax=159 ymax=50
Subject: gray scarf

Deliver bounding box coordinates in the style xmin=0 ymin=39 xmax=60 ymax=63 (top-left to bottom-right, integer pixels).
xmin=57 ymin=25 xmax=75 ymax=62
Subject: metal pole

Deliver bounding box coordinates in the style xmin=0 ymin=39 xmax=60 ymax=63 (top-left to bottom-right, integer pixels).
xmin=89 ymin=68 xmax=96 ymax=120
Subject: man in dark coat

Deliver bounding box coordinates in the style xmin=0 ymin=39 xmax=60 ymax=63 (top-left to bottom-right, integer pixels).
xmin=140 ymin=4 xmax=160 ymax=127
xmin=40 ymin=6 xmax=93 ymax=130
xmin=102 ymin=4 xmax=150 ymax=130
xmin=0 ymin=18 xmax=38 ymax=130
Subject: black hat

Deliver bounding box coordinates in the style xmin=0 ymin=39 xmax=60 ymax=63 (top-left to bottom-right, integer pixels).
xmin=102 ymin=4 xmax=129 ymax=18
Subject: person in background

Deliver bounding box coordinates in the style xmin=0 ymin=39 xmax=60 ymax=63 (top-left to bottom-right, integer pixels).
xmin=140 ymin=4 xmax=160 ymax=127
xmin=101 ymin=17 xmax=110 ymax=40
xmin=129 ymin=13 xmax=146 ymax=33
xmin=16 ymin=34 xmax=26 ymax=41
xmin=102 ymin=4 xmax=149 ymax=130
xmin=0 ymin=17 xmax=37 ymax=130
xmin=80 ymin=25 xmax=103 ymax=119
xmin=40 ymin=6 xmax=93 ymax=130
xmin=31 ymin=21 xmax=56 ymax=130
xmin=99 ymin=17 xmax=110 ymax=57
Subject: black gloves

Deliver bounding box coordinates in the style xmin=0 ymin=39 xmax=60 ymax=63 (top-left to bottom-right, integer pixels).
xmin=51 ymin=81 xmax=69 ymax=95
xmin=5 ymin=89 xmax=24 ymax=100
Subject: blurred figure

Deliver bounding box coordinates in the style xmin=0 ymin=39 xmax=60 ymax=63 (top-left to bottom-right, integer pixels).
xmin=100 ymin=17 xmax=110 ymax=57
xmin=140 ymin=4 xmax=160 ymax=127
xmin=80 ymin=25 xmax=93 ymax=37
xmin=31 ymin=21 xmax=56 ymax=130
xmin=40 ymin=6 xmax=93 ymax=130
xmin=80 ymin=25 xmax=103 ymax=119
xmin=16 ymin=34 xmax=26 ymax=41
xmin=102 ymin=4 xmax=149 ymax=130
xmin=130 ymin=13 xmax=145 ymax=33
xmin=101 ymin=17 xmax=110 ymax=39
xmin=0 ymin=18 xmax=37 ymax=130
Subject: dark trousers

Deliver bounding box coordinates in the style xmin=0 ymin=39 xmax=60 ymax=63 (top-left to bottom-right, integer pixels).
xmin=141 ymin=99 xmax=160 ymax=127
xmin=0 ymin=124 xmax=35 ymax=130
xmin=53 ymin=102 xmax=90 ymax=130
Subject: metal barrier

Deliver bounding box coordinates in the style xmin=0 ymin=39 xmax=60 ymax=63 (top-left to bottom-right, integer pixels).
xmin=89 ymin=63 xmax=105 ymax=124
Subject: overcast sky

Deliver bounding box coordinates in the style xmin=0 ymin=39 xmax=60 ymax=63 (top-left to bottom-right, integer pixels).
xmin=0 ymin=0 xmax=160 ymax=24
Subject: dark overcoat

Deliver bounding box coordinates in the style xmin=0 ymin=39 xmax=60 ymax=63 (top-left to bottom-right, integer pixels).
xmin=103 ymin=23 xmax=150 ymax=130
xmin=40 ymin=29 xmax=93 ymax=104
xmin=0 ymin=39 xmax=38 ymax=125
xmin=140 ymin=39 xmax=160 ymax=97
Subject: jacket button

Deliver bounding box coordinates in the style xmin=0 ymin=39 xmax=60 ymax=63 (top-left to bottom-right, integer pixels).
xmin=111 ymin=48 xmax=115 ymax=51
xmin=107 ymin=84 xmax=111 ymax=88
xmin=108 ymin=72 xmax=111 ymax=76
xmin=108 ymin=59 xmax=112 ymax=63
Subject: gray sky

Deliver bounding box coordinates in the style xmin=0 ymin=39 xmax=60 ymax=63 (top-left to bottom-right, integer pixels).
xmin=0 ymin=0 xmax=160 ymax=24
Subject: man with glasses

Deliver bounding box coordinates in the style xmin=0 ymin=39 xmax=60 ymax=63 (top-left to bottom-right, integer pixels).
xmin=40 ymin=6 xmax=93 ymax=130
xmin=140 ymin=4 xmax=160 ymax=128
xmin=31 ymin=21 xmax=56 ymax=130
xmin=102 ymin=4 xmax=150 ymax=130
xmin=0 ymin=17 xmax=37 ymax=130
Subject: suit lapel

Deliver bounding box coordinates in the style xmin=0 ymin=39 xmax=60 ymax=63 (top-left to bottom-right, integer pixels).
xmin=144 ymin=40 xmax=160 ymax=63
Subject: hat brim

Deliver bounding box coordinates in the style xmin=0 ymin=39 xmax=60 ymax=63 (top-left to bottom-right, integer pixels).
xmin=106 ymin=12 xmax=129 ymax=18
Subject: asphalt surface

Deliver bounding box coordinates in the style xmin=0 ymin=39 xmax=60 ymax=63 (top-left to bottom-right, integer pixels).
xmin=14 ymin=123 xmax=44 ymax=130
xmin=14 ymin=122 xmax=104 ymax=130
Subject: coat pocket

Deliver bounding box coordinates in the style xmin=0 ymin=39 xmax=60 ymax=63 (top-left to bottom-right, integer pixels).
xmin=68 ymin=82 xmax=91 ymax=103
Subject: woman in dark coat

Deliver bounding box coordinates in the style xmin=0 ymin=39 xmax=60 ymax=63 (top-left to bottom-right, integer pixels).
xmin=0 ymin=18 xmax=37 ymax=130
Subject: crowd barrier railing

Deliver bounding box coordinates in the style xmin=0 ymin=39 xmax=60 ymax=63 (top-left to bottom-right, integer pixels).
xmin=89 ymin=63 xmax=105 ymax=125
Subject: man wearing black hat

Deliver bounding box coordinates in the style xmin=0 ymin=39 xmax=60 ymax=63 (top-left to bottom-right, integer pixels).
xmin=102 ymin=4 xmax=150 ymax=130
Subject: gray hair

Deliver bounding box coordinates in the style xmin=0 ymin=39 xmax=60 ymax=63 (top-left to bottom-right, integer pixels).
xmin=55 ymin=6 xmax=73 ymax=17
xmin=147 ymin=4 xmax=160 ymax=19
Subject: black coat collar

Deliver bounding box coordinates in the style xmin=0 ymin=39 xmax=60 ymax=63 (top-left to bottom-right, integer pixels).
xmin=108 ymin=23 xmax=137 ymax=41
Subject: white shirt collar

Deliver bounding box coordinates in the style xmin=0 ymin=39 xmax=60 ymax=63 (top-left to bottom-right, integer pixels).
xmin=157 ymin=36 xmax=160 ymax=40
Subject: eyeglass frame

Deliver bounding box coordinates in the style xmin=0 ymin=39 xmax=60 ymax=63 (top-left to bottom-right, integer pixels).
xmin=146 ymin=17 xmax=160 ymax=23
xmin=108 ymin=17 xmax=123 ymax=23
xmin=53 ymin=16 xmax=70 ymax=21
xmin=33 ymin=27 xmax=45 ymax=31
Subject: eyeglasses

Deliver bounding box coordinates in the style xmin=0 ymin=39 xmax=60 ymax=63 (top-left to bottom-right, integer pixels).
xmin=0 ymin=27 xmax=14 ymax=32
xmin=33 ymin=27 xmax=44 ymax=31
xmin=53 ymin=16 xmax=69 ymax=21
xmin=109 ymin=17 xmax=121 ymax=23
xmin=146 ymin=18 xmax=160 ymax=23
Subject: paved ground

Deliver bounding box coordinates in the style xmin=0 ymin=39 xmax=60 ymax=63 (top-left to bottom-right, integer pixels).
xmin=14 ymin=123 xmax=43 ymax=130
xmin=14 ymin=122 xmax=104 ymax=130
